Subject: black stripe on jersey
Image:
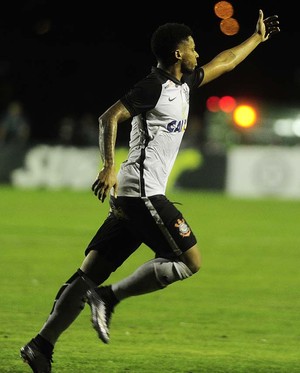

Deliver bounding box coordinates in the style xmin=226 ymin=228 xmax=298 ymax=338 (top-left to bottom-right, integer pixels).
xmin=139 ymin=112 xmax=150 ymax=197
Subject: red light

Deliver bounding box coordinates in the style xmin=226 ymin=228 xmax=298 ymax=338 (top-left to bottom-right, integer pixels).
xmin=219 ymin=95 xmax=236 ymax=112
xmin=206 ymin=96 xmax=220 ymax=112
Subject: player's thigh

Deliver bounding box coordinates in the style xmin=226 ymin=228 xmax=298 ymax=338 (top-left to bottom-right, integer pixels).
xmin=117 ymin=195 xmax=197 ymax=259
xmin=84 ymin=213 xmax=142 ymax=272
xmin=148 ymin=195 xmax=197 ymax=254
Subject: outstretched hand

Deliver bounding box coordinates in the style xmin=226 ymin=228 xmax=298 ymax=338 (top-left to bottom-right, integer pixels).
xmin=256 ymin=9 xmax=280 ymax=41
xmin=92 ymin=166 xmax=118 ymax=203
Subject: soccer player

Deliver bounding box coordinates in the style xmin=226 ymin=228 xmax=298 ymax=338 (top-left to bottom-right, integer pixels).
xmin=20 ymin=10 xmax=280 ymax=372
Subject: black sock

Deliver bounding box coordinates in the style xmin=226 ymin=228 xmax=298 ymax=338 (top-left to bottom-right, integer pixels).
xmin=101 ymin=285 xmax=119 ymax=307
xmin=34 ymin=334 xmax=54 ymax=356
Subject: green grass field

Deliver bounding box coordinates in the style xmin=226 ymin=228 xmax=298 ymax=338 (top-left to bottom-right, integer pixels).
xmin=1 ymin=186 xmax=300 ymax=372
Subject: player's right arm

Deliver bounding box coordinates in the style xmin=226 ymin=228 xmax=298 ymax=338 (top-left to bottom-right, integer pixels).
xmin=92 ymin=100 xmax=131 ymax=203
xmin=199 ymin=9 xmax=280 ymax=86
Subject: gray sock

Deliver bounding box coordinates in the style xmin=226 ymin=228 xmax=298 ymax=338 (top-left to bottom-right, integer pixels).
xmin=112 ymin=258 xmax=193 ymax=301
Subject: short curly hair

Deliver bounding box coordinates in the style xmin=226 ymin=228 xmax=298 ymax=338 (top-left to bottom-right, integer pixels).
xmin=150 ymin=23 xmax=193 ymax=66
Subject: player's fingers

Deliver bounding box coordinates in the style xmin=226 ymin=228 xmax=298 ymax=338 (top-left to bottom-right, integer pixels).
xmin=92 ymin=182 xmax=103 ymax=196
xmin=264 ymin=15 xmax=279 ymax=24
xmin=268 ymin=28 xmax=280 ymax=38
xmin=92 ymin=179 xmax=100 ymax=192
xmin=92 ymin=182 xmax=104 ymax=201
xmin=91 ymin=178 xmax=113 ymax=202
xmin=100 ymin=185 xmax=109 ymax=203
xmin=264 ymin=16 xmax=280 ymax=29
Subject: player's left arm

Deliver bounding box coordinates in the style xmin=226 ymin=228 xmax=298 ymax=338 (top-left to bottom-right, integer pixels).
xmin=92 ymin=100 xmax=131 ymax=203
xmin=199 ymin=9 xmax=280 ymax=87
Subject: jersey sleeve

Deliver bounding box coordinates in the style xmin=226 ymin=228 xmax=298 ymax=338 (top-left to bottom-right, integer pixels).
xmin=120 ymin=74 xmax=162 ymax=117
xmin=183 ymin=67 xmax=204 ymax=91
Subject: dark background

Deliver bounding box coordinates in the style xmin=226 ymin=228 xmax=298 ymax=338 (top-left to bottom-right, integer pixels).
xmin=0 ymin=0 xmax=298 ymax=142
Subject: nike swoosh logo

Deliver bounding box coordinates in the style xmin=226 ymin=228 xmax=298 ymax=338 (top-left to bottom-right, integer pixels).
xmin=168 ymin=96 xmax=176 ymax=101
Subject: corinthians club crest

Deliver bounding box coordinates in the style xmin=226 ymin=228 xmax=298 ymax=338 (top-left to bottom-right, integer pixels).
xmin=174 ymin=218 xmax=191 ymax=237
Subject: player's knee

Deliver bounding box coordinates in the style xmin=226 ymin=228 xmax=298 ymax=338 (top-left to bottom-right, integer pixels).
xmin=154 ymin=260 xmax=193 ymax=287
xmin=182 ymin=249 xmax=202 ymax=274
xmin=187 ymin=258 xmax=201 ymax=274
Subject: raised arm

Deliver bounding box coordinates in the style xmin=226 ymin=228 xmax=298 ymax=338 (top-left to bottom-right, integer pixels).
xmin=200 ymin=9 xmax=280 ymax=86
xmin=92 ymin=100 xmax=131 ymax=203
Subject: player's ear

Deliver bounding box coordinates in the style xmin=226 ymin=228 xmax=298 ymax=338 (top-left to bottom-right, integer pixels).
xmin=175 ymin=49 xmax=182 ymax=61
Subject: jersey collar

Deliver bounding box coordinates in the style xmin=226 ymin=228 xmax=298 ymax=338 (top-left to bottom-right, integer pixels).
xmin=151 ymin=67 xmax=183 ymax=85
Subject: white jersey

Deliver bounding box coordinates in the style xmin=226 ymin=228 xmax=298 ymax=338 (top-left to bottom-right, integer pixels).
xmin=117 ymin=67 xmax=204 ymax=197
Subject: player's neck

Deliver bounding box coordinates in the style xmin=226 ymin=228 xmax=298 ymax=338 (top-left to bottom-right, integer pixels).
xmin=157 ymin=62 xmax=183 ymax=81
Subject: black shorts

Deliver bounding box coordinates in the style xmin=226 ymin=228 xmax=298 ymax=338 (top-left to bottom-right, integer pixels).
xmin=85 ymin=195 xmax=197 ymax=270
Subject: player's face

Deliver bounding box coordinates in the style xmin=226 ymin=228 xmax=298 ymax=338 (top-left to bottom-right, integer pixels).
xmin=178 ymin=36 xmax=199 ymax=74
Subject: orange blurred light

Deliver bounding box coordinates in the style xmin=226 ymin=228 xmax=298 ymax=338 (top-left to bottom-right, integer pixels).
xmin=220 ymin=18 xmax=240 ymax=36
xmin=233 ymin=105 xmax=257 ymax=128
xmin=214 ymin=1 xmax=234 ymax=19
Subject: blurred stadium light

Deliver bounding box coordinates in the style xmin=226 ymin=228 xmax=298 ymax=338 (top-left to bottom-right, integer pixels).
xmin=213 ymin=1 xmax=240 ymax=36
xmin=232 ymin=104 xmax=257 ymax=128
xmin=204 ymin=98 xmax=300 ymax=149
